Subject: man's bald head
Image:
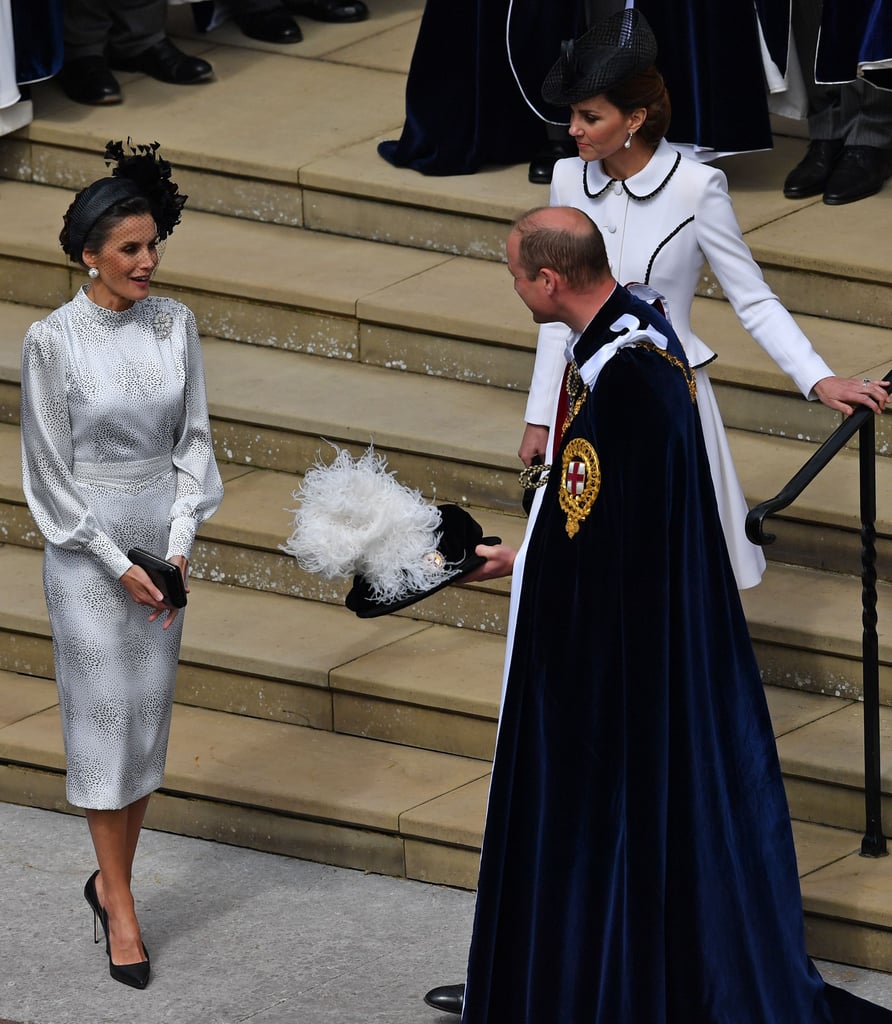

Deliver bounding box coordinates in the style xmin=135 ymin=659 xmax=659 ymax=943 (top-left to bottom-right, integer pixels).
xmin=510 ymin=206 xmax=610 ymax=290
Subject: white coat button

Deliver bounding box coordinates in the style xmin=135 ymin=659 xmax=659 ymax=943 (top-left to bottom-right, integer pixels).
xmin=606 ymin=223 xmax=617 ymax=233
xmin=613 ymin=182 xmax=623 ymax=195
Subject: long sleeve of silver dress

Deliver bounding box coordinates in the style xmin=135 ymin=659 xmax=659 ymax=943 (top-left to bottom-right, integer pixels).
xmin=20 ymin=286 xmax=224 ymax=809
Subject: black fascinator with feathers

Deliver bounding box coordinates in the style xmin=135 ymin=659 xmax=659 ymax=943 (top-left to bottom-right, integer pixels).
xmin=61 ymin=139 xmax=187 ymax=263
xmin=103 ymin=139 xmax=186 ymax=240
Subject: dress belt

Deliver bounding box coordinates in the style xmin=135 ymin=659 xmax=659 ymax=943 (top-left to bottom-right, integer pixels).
xmin=73 ymin=455 xmax=174 ymax=486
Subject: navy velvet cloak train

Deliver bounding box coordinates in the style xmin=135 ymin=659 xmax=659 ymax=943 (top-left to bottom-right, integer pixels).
xmin=460 ymin=286 xmax=892 ymax=1023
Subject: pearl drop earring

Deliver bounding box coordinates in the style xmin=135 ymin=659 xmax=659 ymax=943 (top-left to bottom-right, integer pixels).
xmin=624 ymin=132 xmax=634 ymax=150
xmin=88 ymin=267 xmax=99 ymax=280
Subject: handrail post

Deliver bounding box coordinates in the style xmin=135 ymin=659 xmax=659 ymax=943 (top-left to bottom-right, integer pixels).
xmin=746 ymin=372 xmax=892 ymax=857
xmin=859 ymin=414 xmax=887 ymax=857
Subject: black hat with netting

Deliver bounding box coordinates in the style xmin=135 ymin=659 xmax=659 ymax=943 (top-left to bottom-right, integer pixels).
xmin=541 ymin=8 xmax=657 ymax=107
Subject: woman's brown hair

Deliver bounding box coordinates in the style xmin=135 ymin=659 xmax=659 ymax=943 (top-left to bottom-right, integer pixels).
xmin=604 ymin=66 xmax=671 ymax=148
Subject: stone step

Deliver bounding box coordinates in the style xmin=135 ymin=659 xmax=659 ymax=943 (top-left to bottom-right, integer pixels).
xmin=5 ymin=40 xmax=892 ymax=328
xmin=742 ymin=562 xmax=892 ymax=706
xmin=1 ymin=399 xmax=892 ymax=647
xmin=4 ymin=250 xmax=892 ymax=617
xmin=3 ymin=537 xmax=892 ymax=765
xmin=726 ymin=428 xmax=892 ymax=580
xmin=3 ymin=325 xmax=533 ymax=529
xmin=0 ymin=177 xmax=537 ymax=396
xmin=770 ymin=686 xmax=892 ymax=836
xmin=2 ymin=171 xmax=891 ymax=456
xmin=4 ymin=662 xmax=889 ymax=846
xmin=7 ymin=336 xmax=892 ymax=554
xmin=0 ymin=543 xmax=505 ymax=748
xmin=3 ymin=290 xmax=892 ymax=524
xmin=0 ymin=321 xmax=806 ymax=570
xmin=797 ymin=818 xmax=892 ymax=972
xmin=0 ymin=669 xmax=491 ymax=887
xmin=795 ymin=818 xmax=892 ymax=972
xmin=3 ymin=667 xmax=892 ymax=968
xmin=771 ymin=693 xmax=892 ymax=967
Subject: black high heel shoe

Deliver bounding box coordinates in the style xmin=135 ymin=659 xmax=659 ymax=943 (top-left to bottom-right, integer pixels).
xmin=100 ymin=907 xmax=151 ymax=989
xmin=84 ymin=870 xmax=108 ymax=952
xmin=84 ymin=871 xmax=151 ymax=989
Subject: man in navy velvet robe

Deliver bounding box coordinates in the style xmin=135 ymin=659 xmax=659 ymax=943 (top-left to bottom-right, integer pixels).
xmin=440 ymin=206 xmax=892 ymax=1023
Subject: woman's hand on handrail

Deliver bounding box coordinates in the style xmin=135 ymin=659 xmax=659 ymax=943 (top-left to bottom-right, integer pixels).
xmin=814 ymin=376 xmax=890 ymax=416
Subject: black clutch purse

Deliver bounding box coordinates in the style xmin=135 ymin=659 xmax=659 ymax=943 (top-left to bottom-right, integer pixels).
xmin=127 ymin=548 xmax=188 ymax=608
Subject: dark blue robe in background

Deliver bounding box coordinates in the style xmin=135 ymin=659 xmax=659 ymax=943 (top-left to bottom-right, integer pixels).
xmin=637 ymin=0 xmax=772 ymax=151
xmin=378 ymin=0 xmax=577 ymax=174
xmin=460 ymin=286 xmax=892 ymax=1023
xmin=378 ymin=0 xmax=776 ymax=176
xmin=757 ymin=0 xmax=892 ymax=88
xmin=11 ymin=0 xmax=64 ymax=83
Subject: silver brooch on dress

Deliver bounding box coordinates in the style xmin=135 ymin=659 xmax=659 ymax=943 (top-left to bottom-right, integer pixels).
xmin=152 ymin=310 xmax=174 ymax=341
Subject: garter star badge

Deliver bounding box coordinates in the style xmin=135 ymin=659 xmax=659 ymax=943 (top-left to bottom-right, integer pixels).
xmin=559 ymin=437 xmax=601 ymax=538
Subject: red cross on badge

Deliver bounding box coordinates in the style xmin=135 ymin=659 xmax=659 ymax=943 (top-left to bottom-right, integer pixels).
xmin=565 ymin=460 xmax=586 ymax=495
xmin=559 ymin=437 xmax=601 ymax=538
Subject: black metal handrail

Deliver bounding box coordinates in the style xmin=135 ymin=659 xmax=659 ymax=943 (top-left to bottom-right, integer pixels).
xmin=745 ymin=371 xmax=892 ymax=858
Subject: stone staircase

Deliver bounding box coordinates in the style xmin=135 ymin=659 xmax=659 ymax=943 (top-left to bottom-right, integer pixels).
xmin=2 ymin=1 xmax=892 ymax=970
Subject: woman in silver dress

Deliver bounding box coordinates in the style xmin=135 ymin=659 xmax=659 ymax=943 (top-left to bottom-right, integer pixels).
xmin=20 ymin=141 xmax=223 ymax=989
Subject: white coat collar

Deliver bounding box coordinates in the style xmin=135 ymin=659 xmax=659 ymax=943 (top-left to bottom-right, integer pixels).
xmin=581 ymin=138 xmax=682 ymax=201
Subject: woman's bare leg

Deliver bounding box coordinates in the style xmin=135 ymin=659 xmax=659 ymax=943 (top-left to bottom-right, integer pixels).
xmin=86 ymin=794 xmax=151 ymax=966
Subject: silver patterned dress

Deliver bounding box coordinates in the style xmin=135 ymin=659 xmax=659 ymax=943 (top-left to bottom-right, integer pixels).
xmin=21 ymin=286 xmax=223 ymax=810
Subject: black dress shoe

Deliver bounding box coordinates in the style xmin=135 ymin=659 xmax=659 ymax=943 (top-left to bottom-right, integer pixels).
xmin=423 ymin=983 xmax=464 ymax=1015
xmin=823 ymin=145 xmax=891 ymax=205
xmin=528 ymin=140 xmax=578 ymax=185
xmin=58 ymin=57 xmax=122 ymax=105
xmin=783 ymin=138 xmax=843 ymax=199
xmin=237 ymin=7 xmax=303 ymax=43
xmin=110 ymin=38 xmax=214 ymax=84
xmin=285 ymin=0 xmax=369 ymax=22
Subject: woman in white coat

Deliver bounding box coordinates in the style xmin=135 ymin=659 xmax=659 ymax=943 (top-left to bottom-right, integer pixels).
xmin=520 ymin=9 xmax=889 ymax=589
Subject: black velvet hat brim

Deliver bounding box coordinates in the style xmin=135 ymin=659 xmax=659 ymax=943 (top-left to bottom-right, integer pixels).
xmin=344 ymin=504 xmax=500 ymax=618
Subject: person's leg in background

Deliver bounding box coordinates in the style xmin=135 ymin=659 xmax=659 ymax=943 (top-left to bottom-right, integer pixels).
xmin=58 ymin=0 xmax=121 ymax=104
xmin=822 ymin=76 xmax=892 ymax=203
xmin=107 ymin=0 xmax=214 ymax=87
xmin=784 ymin=0 xmax=892 ymax=203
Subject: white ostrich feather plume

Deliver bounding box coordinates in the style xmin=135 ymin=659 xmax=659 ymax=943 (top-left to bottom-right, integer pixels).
xmin=282 ymin=444 xmax=458 ymax=603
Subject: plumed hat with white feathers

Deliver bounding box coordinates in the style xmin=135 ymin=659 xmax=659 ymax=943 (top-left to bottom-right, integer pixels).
xmin=282 ymin=444 xmax=498 ymax=617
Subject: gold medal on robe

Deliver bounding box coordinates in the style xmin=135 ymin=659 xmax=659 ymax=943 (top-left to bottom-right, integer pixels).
xmin=559 ymin=437 xmax=601 ymax=538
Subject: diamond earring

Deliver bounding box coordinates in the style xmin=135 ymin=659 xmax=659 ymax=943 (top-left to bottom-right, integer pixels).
xmin=88 ymin=267 xmax=100 ymax=279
